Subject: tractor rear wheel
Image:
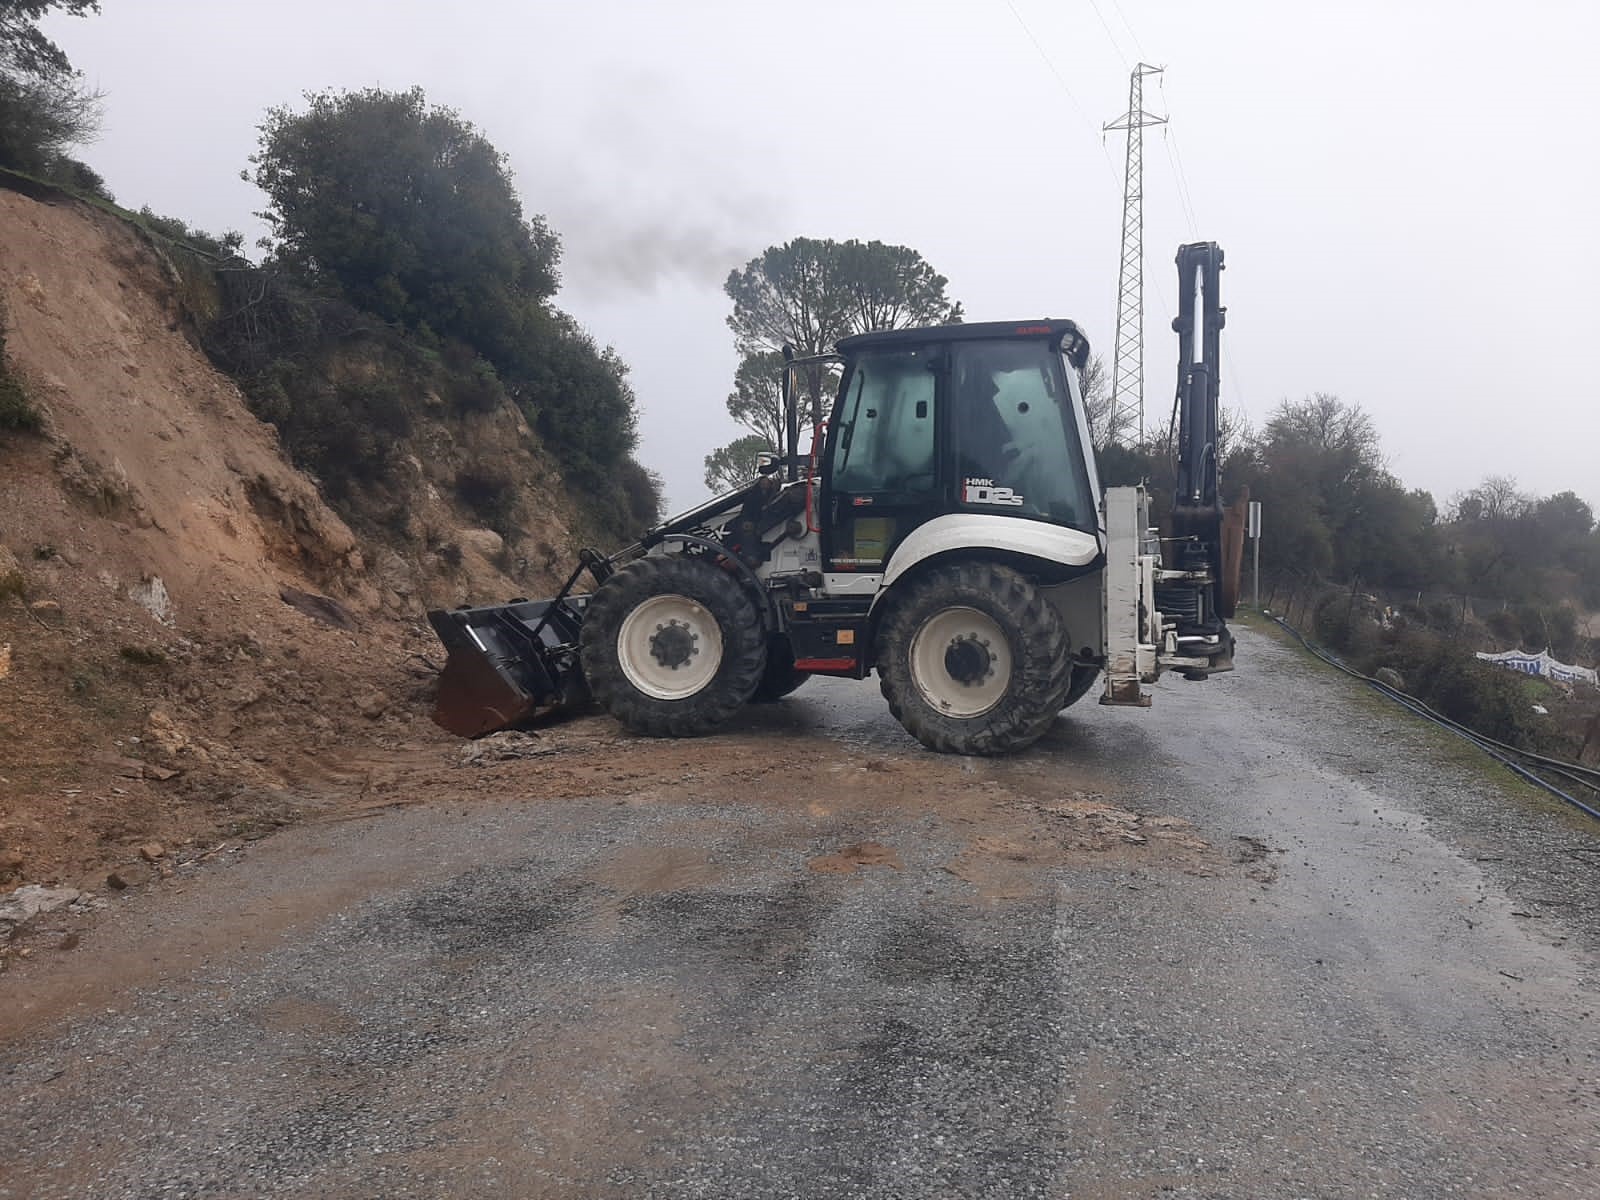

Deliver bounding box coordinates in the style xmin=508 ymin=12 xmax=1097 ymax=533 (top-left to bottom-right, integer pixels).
xmin=1061 ymin=663 xmax=1100 ymax=710
xmin=876 ymin=563 xmax=1071 ymax=755
xmin=580 ymin=554 xmax=767 ymax=737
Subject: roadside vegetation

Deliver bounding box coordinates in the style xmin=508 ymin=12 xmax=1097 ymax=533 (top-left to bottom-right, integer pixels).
xmin=0 ymin=1 xmax=106 ymax=191
xmin=219 ymin=86 xmax=662 ymax=543
xmin=2 ymin=0 xmax=664 ymax=545
xmin=1099 ymin=393 xmax=1599 ymax=760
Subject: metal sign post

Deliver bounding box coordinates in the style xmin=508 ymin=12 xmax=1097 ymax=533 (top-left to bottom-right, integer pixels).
xmin=1247 ymin=500 xmax=1262 ymax=610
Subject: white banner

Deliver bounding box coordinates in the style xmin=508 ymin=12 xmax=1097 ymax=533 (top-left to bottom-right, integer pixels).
xmin=1475 ymin=648 xmax=1599 ymax=689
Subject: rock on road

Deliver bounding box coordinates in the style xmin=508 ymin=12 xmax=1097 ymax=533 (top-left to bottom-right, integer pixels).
xmin=2 ymin=624 xmax=1597 ymax=1198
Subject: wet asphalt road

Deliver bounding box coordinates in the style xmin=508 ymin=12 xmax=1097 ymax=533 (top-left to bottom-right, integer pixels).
xmin=3 ymin=623 xmax=1599 ymax=1198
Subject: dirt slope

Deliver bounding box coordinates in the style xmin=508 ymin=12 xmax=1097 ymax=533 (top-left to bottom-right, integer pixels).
xmin=0 ymin=188 xmax=574 ymax=902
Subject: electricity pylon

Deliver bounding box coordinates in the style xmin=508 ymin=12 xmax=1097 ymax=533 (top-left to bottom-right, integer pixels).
xmin=1104 ymin=63 xmax=1166 ymax=446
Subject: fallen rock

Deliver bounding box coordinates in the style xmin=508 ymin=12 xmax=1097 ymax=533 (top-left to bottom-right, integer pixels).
xmin=128 ymin=575 xmax=173 ymax=626
xmin=355 ymin=691 xmax=389 ymax=720
xmin=93 ymin=751 xmax=147 ymax=779
xmin=374 ymin=550 xmax=415 ymax=599
xmin=106 ymin=863 xmax=153 ymax=890
xmin=143 ymin=764 xmax=180 ymax=782
xmin=1374 ymin=666 xmax=1406 ymax=692
xmin=0 ymin=884 xmax=82 ymax=937
xmin=0 ymin=643 xmax=10 ymax=681
xmin=137 ymin=842 xmax=165 ymax=863
xmin=278 ymin=586 xmax=359 ymax=631
xmin=459 ymin=730 xmax=558 ymax=766
xmin=459 ymin=528 xmax=505 ymax=560
xmin=144 ymin=710 xmax=201 ymax=760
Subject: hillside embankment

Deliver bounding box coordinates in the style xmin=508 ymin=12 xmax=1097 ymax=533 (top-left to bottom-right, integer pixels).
xmin=0 ymin=186 xmax=587 ymax=906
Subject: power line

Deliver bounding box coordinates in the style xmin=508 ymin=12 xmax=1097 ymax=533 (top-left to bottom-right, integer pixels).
xmin=1000 ymin=0 xmax=1100 ymax=136
xmin=1155 ymin=74 xmax=1201 ymax=236
xmin=1104 ymin=0 xmax=1149 ymax=60
xmin=1083 ymin=0 xmax=1131 ymax=67
xmin=1155 ymin=76 xmax=1248 ymax=414
xmin=1162 ymin=128 xmax=1200 ymax=236
xmin=998 ymin=0 xmax=1124 ymax=192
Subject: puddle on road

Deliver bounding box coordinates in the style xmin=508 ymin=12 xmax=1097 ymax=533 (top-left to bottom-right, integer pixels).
xmin=807 ymin=841 xmax=903 ymax=874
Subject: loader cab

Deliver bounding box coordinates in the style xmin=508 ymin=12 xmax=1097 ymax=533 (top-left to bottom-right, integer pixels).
xmin=820 ymin=321 xmax=1100 ymax=575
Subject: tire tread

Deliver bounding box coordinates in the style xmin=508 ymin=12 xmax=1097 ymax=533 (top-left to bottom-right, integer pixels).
xmin=580 ymin=555 xmax=766 ymax=737
xmin=876 ymin=562 xmax=1072 ymax=755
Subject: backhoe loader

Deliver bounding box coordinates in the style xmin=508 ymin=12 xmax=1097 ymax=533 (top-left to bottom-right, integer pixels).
xmin=428 ymin=241 xmax=1242 ymax=755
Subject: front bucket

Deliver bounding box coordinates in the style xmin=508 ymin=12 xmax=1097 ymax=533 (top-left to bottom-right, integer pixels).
xmin=426 ymin=597 xmax=590 ymax=738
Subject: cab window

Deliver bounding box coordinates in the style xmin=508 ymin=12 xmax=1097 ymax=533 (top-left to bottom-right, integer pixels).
xmin=829 ymin=346 xmax=937 ymax=495
xmin=950 ymin=340 xmax=1095 ymax=529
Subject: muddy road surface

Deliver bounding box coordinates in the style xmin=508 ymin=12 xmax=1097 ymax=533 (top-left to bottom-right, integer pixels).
xmin=3 ymin=624 xmax=1598 ymax=1198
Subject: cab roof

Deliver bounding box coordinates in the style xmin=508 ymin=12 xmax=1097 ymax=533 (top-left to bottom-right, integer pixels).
xmin=835 ymin=318 xmax=1090 ymax=368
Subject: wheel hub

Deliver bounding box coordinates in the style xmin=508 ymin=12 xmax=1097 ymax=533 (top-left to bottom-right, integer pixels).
xmin=908 ymin=606 xmax=1014 ymax=718
xmin=649 ymin=620 xmax=698 ymax=670
xmin=616 ymin=593 xmax=725 ymax=701
xmin=943 ymin=634 xmax=995 ymax=686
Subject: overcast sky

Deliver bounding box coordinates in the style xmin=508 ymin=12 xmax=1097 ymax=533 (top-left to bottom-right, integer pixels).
xmin=46 ymin=0 xmax=1600 ymax=515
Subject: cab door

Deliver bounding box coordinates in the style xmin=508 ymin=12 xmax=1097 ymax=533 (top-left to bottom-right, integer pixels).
xmin=821 ymin=344 xmax=946 ymax=574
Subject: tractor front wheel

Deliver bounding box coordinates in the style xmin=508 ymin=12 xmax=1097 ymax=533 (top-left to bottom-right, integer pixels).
xmin=876 ymin=563 xmax=1071 ymax=755
xmin=751 ymin=638 xmax=811 ymax=702
xmin=580 ymin=554 xmax=767 ymax=737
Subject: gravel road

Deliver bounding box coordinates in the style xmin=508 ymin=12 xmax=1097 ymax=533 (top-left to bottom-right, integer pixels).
xmin=3 ymin=623 xmax=1597 ymax=1198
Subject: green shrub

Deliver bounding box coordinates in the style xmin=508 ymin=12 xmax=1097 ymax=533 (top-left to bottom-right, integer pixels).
xmin=133 ymin=206 xmax=243 ymax=259
xmin=0 ymin=308 xmax=42 ymax=432
xmin=1313 ymin=594 xmax=1382 ymax=659
xmin=0 ymin=370 xmax=38 ymax=430
xmin=1485 ymin=609 xmax=1519 ymax=643
xmin=1358 ymin=624 xmax=1575 ymax=757
xmin=447 ymin=352 xmax=506 ymax=414
xmin=617 ymin=460 xmax=665 ymax=529
xmin=47 ymin=155 xmax=113 ymax=201
xmin=1397 ymin=602 xmax=1429 ymax=628
xmin=1313 ymin=594 xmax=1355 ymax=651
xmin=454 ymin=467 xmax=517 ymax=533
xmin=1500 ymin=602 xmax=1580 ymax=658
xmin=1425 ymin=600 xmax=1460 ymax=631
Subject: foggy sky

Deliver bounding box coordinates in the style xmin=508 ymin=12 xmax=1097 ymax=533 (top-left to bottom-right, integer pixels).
xmin=45 ymin=0 xmax=1600 ymax=516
